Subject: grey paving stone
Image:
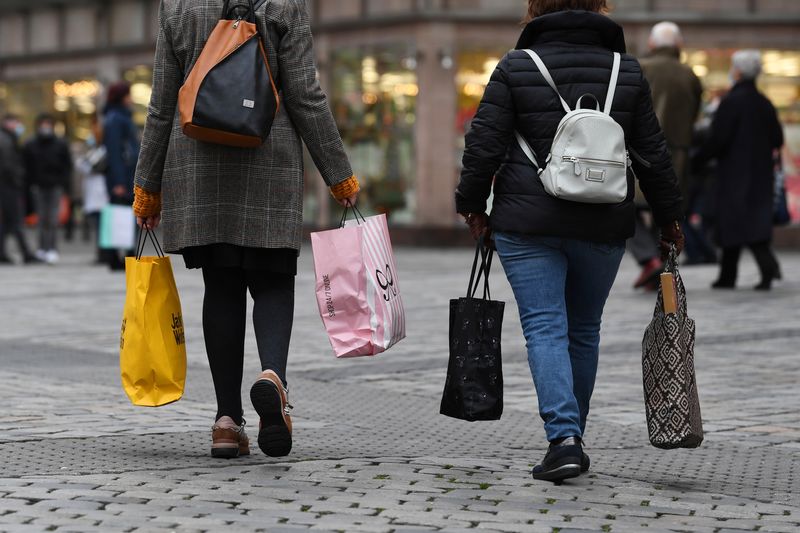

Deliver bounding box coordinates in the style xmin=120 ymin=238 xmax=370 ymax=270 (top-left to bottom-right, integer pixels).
xmin=1 ymin=245 xmax=800 ymax=532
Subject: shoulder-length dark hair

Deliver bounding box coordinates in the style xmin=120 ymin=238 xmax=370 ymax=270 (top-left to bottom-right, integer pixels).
xmin=525 ymin=0 xmax=609 ymax=22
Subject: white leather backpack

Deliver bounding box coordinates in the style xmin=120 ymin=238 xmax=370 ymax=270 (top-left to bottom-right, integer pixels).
xmin=515 ymin=50 xmax=630 ymax=204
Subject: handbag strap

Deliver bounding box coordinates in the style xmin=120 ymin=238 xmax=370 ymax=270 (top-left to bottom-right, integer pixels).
xmin=339 ymin=201 xmax=366 ymax=228
xmin=661 ymin=243 xmax=687 ymax=316
xmin=136 ymin=227 xmax=165 ymax=260
xmin=467 ymin=238 xmax=493 ymax=301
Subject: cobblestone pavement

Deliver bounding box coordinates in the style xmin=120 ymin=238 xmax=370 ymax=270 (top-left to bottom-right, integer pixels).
xmin=1 ymin=240 xmax=799 ymax=532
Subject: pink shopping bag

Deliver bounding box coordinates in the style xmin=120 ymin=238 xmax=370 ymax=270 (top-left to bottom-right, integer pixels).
xmin=311 ymin=213 xmax=406 ymax=358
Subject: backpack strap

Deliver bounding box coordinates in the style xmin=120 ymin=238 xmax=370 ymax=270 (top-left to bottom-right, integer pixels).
xmin=521 ymin=49 xmax=571 ymax=114
xmin=514 ymin=131 xmax=540 ymax=172
xmin=604 ymin=52 xmax=621 ymax=115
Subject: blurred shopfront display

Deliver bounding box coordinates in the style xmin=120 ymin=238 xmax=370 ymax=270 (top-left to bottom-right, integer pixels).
xmin=2 ymin=0 xmax=799 ymax=229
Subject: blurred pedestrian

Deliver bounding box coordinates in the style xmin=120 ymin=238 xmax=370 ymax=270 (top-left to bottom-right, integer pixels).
xmin=686 ymin=97 xmax=722 ymax=265
xmin=629 ymin=22 xmax=704 ymax=288
xmin=102 ymin=82 xmax=140 ymax=271
xmin=705 ymin=50 xmax=784 ymax=290
xmin=75 ymin=116 xmax=109 ymax=263
xmin=23 ymin=114 xmax=72 ymax=265
xmin=456 ymin=0 xmax=684 ymax=483
xmin=0 ymin=113 xmax=39 ymax=265
xmin=132 ymin=0 xmax=358 ymax=459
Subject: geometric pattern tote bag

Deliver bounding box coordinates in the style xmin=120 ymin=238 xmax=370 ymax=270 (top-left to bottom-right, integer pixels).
xmin=642 ymin=247 xmax=704 ymax=449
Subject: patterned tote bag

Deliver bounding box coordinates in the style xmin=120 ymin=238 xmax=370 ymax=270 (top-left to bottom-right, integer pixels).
xmin=642 ymin=246 xmax=704 ymax=449
xmin=440 ymin=239 xmax=505 ymax=422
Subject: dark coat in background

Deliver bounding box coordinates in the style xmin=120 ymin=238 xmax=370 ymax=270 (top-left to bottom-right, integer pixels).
xmin=135 ymin=0 xmax=353 ymax=253
xmin=639 ymin=47 xmax=703 ymax=208
xmin=707 ymin=80 xmax=783 ymax=248
xmin=0 ymin=128 xmax=25 ymax=189
xmin=23 ymin=134 xmax=72 ymax=192
xmin=103 ymin=104 xmax=140 ymax=202
xmin=455 ymin=11 xmax=682 ymax=244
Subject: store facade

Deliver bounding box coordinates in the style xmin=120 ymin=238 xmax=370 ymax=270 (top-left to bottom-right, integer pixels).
xmin=313 ymin=0 xmax=800 ymax=228
xmin=2 ymin=0 xmax=799 ymax=228
xmin=0 ymin=0 xmax=158 ymax=142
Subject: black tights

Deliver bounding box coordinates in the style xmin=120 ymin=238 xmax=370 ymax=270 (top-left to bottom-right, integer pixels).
xmin=202 ymin=267 xmax=295 ymax=424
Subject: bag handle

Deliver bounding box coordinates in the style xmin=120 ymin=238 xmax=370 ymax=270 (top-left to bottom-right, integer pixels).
xmin=659 ymin=243 xmax=687 ymax=316
xmin=339 ymin=201 xmax=366 ymax=228
xmin=136 ymin=227 xmax=165 ymax=260
xmin=576 ymin=94 xmax=601 ymax=111
xmin=467 ymin=237 xmax=493 ymax=301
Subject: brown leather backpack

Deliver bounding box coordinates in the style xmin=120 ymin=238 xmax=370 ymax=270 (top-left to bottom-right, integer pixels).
xmin=179 ymin=0 xmax=279 ymax=148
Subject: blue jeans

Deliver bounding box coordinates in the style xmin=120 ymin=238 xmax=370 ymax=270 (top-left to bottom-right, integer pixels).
xmin=494 ymin=232 xmax=625 ymax=442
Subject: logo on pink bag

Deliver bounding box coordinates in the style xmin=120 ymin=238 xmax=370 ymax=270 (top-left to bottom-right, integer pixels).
xmin=376 ymin=265 xmax=398 ymax=302
xmin=322 ymin=274 xmax=336 ymax=318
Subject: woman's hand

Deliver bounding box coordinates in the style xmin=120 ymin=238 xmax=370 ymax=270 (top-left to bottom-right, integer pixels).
xmin=462 ymin=212 xmax=491 ymax=242
xmin=336 ymin=193 xmax=358 ymax=208
xmin=659 ymin=220 xmax=685 ymax=260
xmin=137 ymin=214 xmax=162 ymax=231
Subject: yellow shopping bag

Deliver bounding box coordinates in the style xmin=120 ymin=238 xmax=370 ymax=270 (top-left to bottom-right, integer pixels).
xmin=120 ymin=229 xmax=186 ymax=407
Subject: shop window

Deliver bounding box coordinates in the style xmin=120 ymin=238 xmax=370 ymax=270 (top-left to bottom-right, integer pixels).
xmin=328 ymin=45 xmax=418 ymax=224
xmin=455 ymin=49 xmax=504 ymax=164
xmin=123 ymin=65 xmax=155 ymax=127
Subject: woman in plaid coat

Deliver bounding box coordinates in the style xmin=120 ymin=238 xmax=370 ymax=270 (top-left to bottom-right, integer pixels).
xmin=132 ymin=0 xmax=358 ymax=459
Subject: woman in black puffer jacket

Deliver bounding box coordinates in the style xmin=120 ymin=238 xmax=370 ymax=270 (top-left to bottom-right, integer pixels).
xmin=456 ymin=0 xmax=685 ymax=483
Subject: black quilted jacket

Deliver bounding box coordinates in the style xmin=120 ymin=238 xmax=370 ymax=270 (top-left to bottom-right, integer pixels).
xmin=455 ymin=11 xmax=683 ymax=242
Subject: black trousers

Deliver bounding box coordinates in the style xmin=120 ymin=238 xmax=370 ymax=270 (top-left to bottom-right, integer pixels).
xmin=717 ymin=241 xmax=780 ymax=285
xmin=0 ymin=183 xmax=34 ymax=259
xmin=202 ymin=267 xmax=295 ymax=424
xmin=627 ymin=209 xmax=660 ymax=265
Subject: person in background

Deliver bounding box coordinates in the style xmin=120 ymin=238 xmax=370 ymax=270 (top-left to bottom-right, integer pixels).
xmin=629 ymin=21 xmax=703 ymax=289
xmin=102 ymin=82 xmax=140 ymax=271
xmin=456 ymin=0 xmax=684 ymax=483
xmin=23 ymin=114 xmax=72 ymax=265
xmin=686 ymin=95 xmax=723 ymax=265
xmin=76 ymin=115 xmax=109 ymax=264
xmin=0 ymin=113 xmax=39 ymax=265
xmin=705 ymin=50 xmax=784 ymax=290
xmin=133 ymin=0 xmax=358 ymax=460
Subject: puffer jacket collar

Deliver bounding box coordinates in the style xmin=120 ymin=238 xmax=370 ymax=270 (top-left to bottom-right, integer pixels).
xmin=516 ymin=10 xmax=627 ymax=53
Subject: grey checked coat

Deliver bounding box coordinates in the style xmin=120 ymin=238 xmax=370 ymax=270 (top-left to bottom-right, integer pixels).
xmin=134 ymin=0 xmax=353 ymax=252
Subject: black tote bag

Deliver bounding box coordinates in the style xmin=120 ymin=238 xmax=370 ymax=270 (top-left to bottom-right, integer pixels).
xmin=440 ymin=240 xmax=505 ymax=421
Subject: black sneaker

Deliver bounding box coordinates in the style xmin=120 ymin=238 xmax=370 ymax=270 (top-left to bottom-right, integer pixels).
xmin=532 ymin=437 xmax=583 ymax=483
xmin=581 ymin=451 xmax=590 ymax=472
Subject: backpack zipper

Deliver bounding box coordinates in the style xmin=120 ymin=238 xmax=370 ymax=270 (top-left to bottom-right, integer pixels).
xmin=562 ymin=156 xmax=626 ymax=176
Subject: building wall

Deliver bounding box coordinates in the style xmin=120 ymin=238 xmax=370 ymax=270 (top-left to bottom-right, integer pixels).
xmin=2 ymin=0 xmax=799 ymax=227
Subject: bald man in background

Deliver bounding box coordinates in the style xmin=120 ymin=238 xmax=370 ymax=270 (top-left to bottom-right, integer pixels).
xmin=630 ymin=22 xmax=705 ymax=288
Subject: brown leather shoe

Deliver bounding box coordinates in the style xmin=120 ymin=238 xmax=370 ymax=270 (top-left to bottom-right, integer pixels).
xmin=250 ymin=370 xmax=293 ymax=457
xmin=211 ymin=416 xmax=250 ymax=459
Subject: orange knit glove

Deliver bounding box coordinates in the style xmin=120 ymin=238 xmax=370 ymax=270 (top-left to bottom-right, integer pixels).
xmin=330 ymin=176 xmax=360 ymax=201
xmin=133 ymin=185 xmax=162 ymax=218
